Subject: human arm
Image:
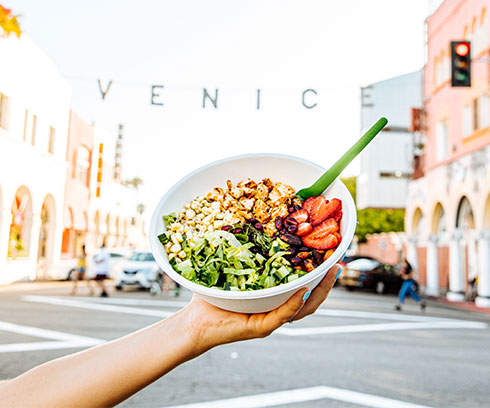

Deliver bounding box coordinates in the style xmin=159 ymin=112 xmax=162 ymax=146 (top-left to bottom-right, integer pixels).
xmin=0 ymin=264 xmax=341 ymax=408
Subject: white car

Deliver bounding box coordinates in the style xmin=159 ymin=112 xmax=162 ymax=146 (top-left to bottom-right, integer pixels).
xmin=113 ymin=251 xmax=163 ymax=292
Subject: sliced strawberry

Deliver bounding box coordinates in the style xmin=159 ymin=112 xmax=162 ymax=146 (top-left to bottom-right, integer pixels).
xmin=296 ymin=222 xmax=313 ymax=236
xmin=334 ymin=210 xmax=343 ymax=222
xmin=289 ymin=209 xmax=309 ymax=224
xmin=302 ymin=233 xmax=340 ymax=250
xmin=308 ymin=196 xmax=329 ymax=226
xmin=302 ymin=197 xmax=316 ymax=215
xmin=324 ymin=198 xmax=342 ymax=219
xmin=304 ymin=218 xmax=339 ymax=239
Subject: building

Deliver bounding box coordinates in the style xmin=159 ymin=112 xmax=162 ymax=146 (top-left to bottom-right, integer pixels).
xmin=405 ymin=0 xmax=490 ymax=307
xmin=0 ymin=34 xmax=71 ymax=284
xmin=357 ymin=71 xmax=422 ymax=210
xmin=85 ymin=124 xmax=147 ymax=255
xmin=61 ymin=110 xmax=94 ymax=259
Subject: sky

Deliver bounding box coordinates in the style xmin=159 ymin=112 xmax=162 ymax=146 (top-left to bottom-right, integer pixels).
xmin=7 ymin=0 xmax=441 ymax=223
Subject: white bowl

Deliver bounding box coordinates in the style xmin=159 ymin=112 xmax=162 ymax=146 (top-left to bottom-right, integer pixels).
xmin=149 ymin=154 xmax=356 ymax=313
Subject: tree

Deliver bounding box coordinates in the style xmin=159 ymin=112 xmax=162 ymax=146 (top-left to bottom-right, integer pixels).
xmin=122 ymin=177 xmax=143 ymax=190
xmin=341 ymin=176 xmax=405 ymax=243
xmin=0 ymin=5 xmax=21 ymax=37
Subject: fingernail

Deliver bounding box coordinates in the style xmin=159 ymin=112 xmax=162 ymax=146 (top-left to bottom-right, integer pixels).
xmin=302 ymin=290 xmax=311 ymax=302
xmin=336 ymin=268 xmax=343 ymax=279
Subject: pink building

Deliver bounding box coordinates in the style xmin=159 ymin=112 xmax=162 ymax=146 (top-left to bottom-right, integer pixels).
xmin=406 ymin=0 xmax=490 ymax=307
xmin=61 ymin=111 xmax=94 ymax=258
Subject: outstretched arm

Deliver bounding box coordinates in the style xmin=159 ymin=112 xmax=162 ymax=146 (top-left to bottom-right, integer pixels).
xmin=0 ymin=264 xmax=341 ymax=408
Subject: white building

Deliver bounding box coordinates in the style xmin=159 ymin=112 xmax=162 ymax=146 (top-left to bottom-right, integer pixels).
xmin=357 ymin=71 xmax=422 ymax=209
xmin=0 ymin=35 xmax=71 ymax=284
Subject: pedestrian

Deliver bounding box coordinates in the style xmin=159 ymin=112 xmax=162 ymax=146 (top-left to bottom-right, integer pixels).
xmin=0 ymin=264 xmax=342 ymax=407
xmin=395 ymin=259 xmax=426 ymax=311
xmin=94 ymin=242 xmax=110 ymax=297
xmin=70 ymin=244 xmax=93 ymax=296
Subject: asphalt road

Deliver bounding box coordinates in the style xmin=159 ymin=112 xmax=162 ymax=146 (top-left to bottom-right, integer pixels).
xmin=1 ymin=282 xmax=490 ymax=408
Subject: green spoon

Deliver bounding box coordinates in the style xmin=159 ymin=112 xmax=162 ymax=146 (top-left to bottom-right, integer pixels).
xmin=296 ymin=117 xmax=388 ymax=199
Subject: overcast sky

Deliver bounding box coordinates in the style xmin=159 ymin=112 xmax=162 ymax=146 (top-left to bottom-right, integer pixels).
xmin=7 ymin=0 xmax=441 ymax=221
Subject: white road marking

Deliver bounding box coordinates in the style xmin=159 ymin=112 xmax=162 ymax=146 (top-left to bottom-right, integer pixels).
xmin=161 ymin=385 xmax=433 ymax=408
xmin=276 ymin=320 xmax=488 ymax=336
xmin=22 ymin=296 xmax=174 ymax=318
xmin=0 ymin=320 xmax=104 ymax=353
xmin=21 ymin=296 xmax=489 ymax=337
xmin=59 ymin=296 xmax=189 ymax=308
xmin=313 ymin=309 xmax=447 ymax=322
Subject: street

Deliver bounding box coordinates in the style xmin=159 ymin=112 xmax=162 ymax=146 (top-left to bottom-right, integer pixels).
xmin=1 ymin=282 xmax=490 ymax=408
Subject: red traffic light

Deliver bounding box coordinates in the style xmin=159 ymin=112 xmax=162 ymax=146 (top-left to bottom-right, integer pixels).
xmin=455 ymin=42 xmax=470 ymax=57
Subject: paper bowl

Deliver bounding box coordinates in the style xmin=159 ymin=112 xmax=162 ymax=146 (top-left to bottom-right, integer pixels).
xmin=149 ymin=154 xmax=356 ymax=313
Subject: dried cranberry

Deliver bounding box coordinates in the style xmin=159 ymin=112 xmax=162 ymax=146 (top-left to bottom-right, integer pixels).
xmin=221 ymin=225 xmax=232 ymax=231
xmin=287 ymin=206 xmax=295 ymax=214
xmin=231 ymin=228 xmax=243 ymax=234
xmin=286 ymin=224 xmax=298 ymax=234
xmin=254 ymin=222 xmax=263 ymax=231
xmin=287 ymin=247 xmax=296 ymax=256
xmin=300 ymin=246 xmax=310 ymax=252
xmin=285 ymin=217 xmax=299 ymax=226
xmin=290 ymin=257 xmax=303 ymax=265
xmin=275 ymin=217 xmax=284 ymax=230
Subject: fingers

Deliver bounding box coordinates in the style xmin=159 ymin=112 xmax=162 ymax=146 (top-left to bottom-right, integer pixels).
xmin=259 ymin=287 xmax=309 ymax=336
xmin=291 ymin=263 xmax=341 ymax=321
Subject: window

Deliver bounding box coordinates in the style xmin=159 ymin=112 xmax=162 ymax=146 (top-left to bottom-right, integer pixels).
xmin=23 ymin=110 xmax=28 ymax=141
xmin=480 ymin=94 xmax=489 ymax=128
xmin=436 ymin=121 xmax=449 ymax=161
xmin=0 ymin=92 xmax=10 ymax=130
xmin=48 ymin=127 xmax=55 ymax=154
xmin=75 ymin=146 xmax=90 ymax=185
xmin=31 ymin=114 xmax=37 ymax=145
xmin=463 ymin=104 xmax=471 ymax=136
xmin=473 ymin=98 xmax=479 ymax=130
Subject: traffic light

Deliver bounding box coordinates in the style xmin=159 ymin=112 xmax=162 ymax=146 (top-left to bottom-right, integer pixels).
xmin=451 ymin=41 xmax=471 ymax=87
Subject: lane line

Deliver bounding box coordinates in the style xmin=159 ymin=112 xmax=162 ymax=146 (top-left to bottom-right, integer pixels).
xmin=0 ymin=320 xmax=104 ymax=353
xmin=161 ymin=385 xmax=433 ymax=408
xmin=313 ymin=309 xmax=449 ymax=322
xmin=22 ymin=296 xmax=174 ymax=318
xmin=276 ymin=320 xmax=488 ymax=336
xmin=54 ymin=296 xmax=189 ymax=308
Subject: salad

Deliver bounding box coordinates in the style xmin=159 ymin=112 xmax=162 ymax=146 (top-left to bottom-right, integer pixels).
xmin=158 ymin=178 xmax=342 ymax=291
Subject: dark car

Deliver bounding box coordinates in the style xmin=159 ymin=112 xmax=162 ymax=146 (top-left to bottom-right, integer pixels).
xmin=338 ymin=257 xmax=418 ymax=295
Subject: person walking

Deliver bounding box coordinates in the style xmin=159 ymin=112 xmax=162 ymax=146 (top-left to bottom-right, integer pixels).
xmin=70 ymin=245 xmax=93 ymax=296
xmin=395 ymin=259 xmax=426 ymax=311
xmin=94 ymin=242 xmax=110 ymax=297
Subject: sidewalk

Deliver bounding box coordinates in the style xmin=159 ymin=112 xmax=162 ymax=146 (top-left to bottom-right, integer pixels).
xmin=431 ymin=296 xmax=490 ymax=315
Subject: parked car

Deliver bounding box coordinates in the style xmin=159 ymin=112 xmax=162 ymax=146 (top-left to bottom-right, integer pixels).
xmin=338 ymin=257 xmax=418 ymax=295
xmin=113 ymin=251 xmax=163 ymax=292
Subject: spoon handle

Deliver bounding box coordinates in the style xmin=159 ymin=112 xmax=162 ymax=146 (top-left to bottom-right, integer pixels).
xmin=296 ymin=117 xmax=388 ymax=199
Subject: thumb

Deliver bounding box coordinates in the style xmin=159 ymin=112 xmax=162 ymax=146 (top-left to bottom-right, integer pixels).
xmin=261 ymin=287 xmax=309 ymax=334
